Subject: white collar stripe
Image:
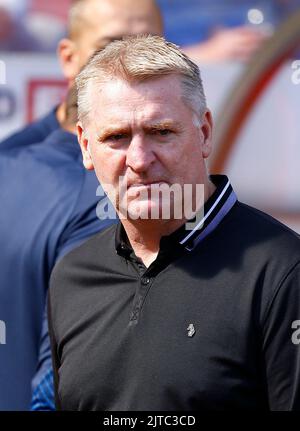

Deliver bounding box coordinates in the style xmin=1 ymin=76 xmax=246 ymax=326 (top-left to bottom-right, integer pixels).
xmin=180 ymin=180 xmax=231 ymax=245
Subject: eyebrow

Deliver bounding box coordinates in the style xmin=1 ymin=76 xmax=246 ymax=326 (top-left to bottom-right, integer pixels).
xmin=96 ymin=121 xmax=183 ymax=141
xmin=144 ymin=121 xmax=182 ymax=131
xmin=96 ymin=126 xmax=130 ymax=142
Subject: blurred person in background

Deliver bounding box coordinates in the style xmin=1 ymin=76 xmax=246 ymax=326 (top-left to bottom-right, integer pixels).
xmin=0 ymin=87 xmax=114 ymax=410
xmin=1 ymin=0 xmax=285 ymax=153
xmin=1 ymin=0 xmax=297 ymax=58
xmin=0 ymin=0 xmax=163 ymax=410
xmin=0 ymin=0 xmax=162 ymax=151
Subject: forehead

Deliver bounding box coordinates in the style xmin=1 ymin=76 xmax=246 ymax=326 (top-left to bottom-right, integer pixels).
xmin=88 ymin=75 xmax=191 ymax=126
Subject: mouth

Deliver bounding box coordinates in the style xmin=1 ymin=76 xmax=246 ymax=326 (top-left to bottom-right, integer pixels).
xmin=127 ymin=181 xmax=166 ymax=190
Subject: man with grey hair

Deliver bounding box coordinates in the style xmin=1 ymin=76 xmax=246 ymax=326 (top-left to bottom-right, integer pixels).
xmin=49 ymin=35 xmax=300 ymax=410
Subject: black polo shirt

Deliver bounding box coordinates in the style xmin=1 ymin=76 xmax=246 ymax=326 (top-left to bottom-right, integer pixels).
xmin=49 ymin=175 xmax=300 ymax=411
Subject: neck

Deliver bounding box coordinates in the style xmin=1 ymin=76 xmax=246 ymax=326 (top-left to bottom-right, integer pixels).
xmin=121 ymin=218 xmax=186 ymax=268
xmin=120 ymin=179 xmax=216 ymax=268
xmin=56 ymin=102 xmax=67 ymax=125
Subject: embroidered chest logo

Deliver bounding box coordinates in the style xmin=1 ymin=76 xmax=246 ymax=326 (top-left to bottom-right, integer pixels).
xmin=187 ymin=323 xmax=195 ymax=337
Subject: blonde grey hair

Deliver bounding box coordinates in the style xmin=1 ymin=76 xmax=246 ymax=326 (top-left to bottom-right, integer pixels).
xmin=76 ymin=34 xmax=207 ymax=125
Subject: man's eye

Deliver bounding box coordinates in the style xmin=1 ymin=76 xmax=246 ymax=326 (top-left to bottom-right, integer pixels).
xmin=152 ymin=129 xmax=172 ymax=136
xmin=108 ymin=134 xmax=128 ymax=141
xmin=98 ymin=133 xmax=129 ymax=147
xmin=159 ymin=129 xmax=171 ymax=135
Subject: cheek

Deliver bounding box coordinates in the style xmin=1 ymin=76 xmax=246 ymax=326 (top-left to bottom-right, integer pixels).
xmin=173 ymin=147 xmax=205 ymax=185
xmin=94 ymin=149 xmax=125 ymax=186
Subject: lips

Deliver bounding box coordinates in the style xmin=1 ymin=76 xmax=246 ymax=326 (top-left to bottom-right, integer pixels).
xmin=127 ymin=181 xmax=165 ymax=189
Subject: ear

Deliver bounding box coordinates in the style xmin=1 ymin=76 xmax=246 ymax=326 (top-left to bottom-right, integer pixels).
xmin=77 ymin=122 xmax=95 ymax=171
xmin=57 ymin=38 xmax=80 ymax=84
xmin=199 ymin=110 xmax=213 ymax=159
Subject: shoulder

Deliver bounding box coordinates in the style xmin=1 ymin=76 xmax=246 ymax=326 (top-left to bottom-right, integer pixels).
xmin=199 ymin=200 xmax=300 ymax=289
xmin=215 ymin=201 xmax=300 ymax=298
xmin=231 ymin=202 xmax=300 ymax=254
xmin=14 ymin=130 xmax=82 ymax=183
xmin=0 ymin=130 xmax=85 ymax=217
xmin=57 ymin=223 xmax=117 ymax=265
xmin=9 ymin=129 xmax=79 ymax=171
xmin=50 ymin=224 xmax=118 ymax=290
xmin=49 ymin=224 xmax=117 ymax=307
xmin=0 ymin=109 xmax=59 ymax=152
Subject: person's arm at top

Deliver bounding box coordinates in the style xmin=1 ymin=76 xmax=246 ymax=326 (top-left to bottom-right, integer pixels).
xmin=183 ymin=26 xmax=269 ymax=63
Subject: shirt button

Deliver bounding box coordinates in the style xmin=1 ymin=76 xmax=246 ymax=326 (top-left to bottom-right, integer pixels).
xmin=142 ymin=277 xmax=150 ymax=285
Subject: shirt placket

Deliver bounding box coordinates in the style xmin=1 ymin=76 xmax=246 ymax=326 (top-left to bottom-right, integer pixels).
xmin=129 ymin=262 xmax=154 ymax=325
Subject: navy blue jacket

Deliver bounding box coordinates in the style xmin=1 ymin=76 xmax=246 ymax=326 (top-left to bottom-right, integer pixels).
xmin=0 ymin=109 xmax=59 ymax=152
xmin=0 ymin=128 xmax=114 ymax=409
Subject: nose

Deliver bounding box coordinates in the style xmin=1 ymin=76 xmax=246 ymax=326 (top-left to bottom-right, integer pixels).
xmin=126 ymin=134 xmax=156 ymax=173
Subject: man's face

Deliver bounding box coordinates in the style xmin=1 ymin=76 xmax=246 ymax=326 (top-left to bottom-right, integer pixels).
xmin=79 ymin=75 xmax=213 ymax=221
xmin=73 ymin=0 xmax=163 ymax=76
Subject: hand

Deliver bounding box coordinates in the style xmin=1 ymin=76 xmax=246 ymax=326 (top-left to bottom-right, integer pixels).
xmin=183 ymin=26 xmax=271 ymax=63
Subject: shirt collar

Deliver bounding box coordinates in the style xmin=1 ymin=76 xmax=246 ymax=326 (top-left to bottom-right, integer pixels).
xmin=115 ymin=175 xmax=237 ymax=256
